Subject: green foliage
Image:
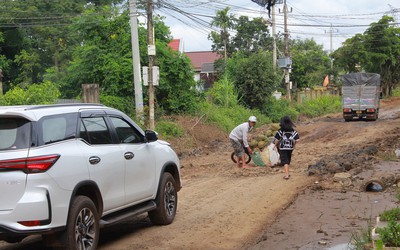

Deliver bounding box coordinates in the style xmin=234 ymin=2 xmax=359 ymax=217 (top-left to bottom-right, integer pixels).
xmin=155 ymin=121 xmax=184 ymax=140
xmin=209 ymin=7 xmax=236 ymax=58
xmin=2 ymin=81 xmax=60 ymax=105
xmin=290 ymin=38 xmax=332 ymax=89
xmin=100 ymin=95 xmax=135 ymax=118
xmin=332 ymin=15 xmax=400 ymax=96
xmin=199 ymin=101 xmax=270 ymax=133
xmin=155 ymin=46 xmax=201 ymax=114
xmin=380 ymin=208 xmax=400 ymax=221
xmin=227 ymin=51 xmax=279 ymax=110
xmin=295 ymin=95 xmax=342 ymax=118
xmin=262 ymin=97 xmax=299 ymax=123
xmin=232 ymin=16 xmax=272 ymax=54
xmin=376 ymin=221 xmax=400 ymax=247
xmin=207 ymin=75 xmax=239 ymax=107
xmin=393 ymin=87 xmax=400 ymax=97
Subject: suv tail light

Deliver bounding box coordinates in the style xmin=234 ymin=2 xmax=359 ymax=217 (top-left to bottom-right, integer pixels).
xmin=0 ymin=154 xmax=60 ymax=173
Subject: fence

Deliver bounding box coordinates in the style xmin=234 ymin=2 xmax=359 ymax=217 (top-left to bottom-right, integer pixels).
xmin=295 ymin=87 xmax=339 ymax=104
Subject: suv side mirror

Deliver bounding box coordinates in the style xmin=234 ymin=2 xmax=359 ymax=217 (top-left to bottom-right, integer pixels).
xmin=145 ymin=130 xmax=158 ymax=142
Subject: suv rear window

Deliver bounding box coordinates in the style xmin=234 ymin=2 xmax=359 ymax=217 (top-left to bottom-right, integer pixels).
xmin=0 ymin=118 xmax=31 ymax=150
xmin=37 ymin=113 xmax=78 ymax=146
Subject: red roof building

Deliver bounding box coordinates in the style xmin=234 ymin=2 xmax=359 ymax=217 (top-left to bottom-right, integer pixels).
xmin=185 ymin=51 xmax=221 ymax=89
xmin=168 ymin=39 xmax=184 ymax=53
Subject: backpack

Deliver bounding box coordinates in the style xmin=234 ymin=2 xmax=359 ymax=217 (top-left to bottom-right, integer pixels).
xmin=279 ymin=130 xmax=297 ymax=150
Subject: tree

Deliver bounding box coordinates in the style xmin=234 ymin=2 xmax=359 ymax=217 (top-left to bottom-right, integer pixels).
xmin=362 ymin=16 xmax=400 ymax=95
xmin=332 ymin=15 xmax=400 ymax=95
xmin=290 ymin=38 xmax=331 ymax=89
xmin=227 ymin=51 xmax=279 ymax=110
xmin=331 ymin=34 xmax=365 ymax=73
xmin=208 ymin=7 xmax=236 ymax=60
xmin=232 ymin=16 xmax=273 ymax=54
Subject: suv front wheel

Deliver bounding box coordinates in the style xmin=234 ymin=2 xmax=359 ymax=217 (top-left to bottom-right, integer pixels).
xmin=65 ymin=196 xmax=100 ymax=250
xmin=149 ymin=172 xmax=177 ymax=225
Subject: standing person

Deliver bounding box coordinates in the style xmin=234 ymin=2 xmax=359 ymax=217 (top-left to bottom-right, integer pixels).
xmin=229 ymin=116 xmax=257 ymax=168
xmin=274 ymin=116 xmax=300 ymax=179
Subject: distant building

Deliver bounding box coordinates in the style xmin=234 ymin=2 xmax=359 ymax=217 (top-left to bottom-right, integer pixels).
xmin=184 ymin=51 xmax=221 ymax=90
xmin=168 ymin=39 xmax=221 ymax=90
xmin=167 ymin=38 xmax=184 ymax=53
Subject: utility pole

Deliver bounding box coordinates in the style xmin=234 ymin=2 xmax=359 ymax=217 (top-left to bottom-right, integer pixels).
xmin=272 ymin=0 xmax=283 ymax=70
xmin=272 ymin=3 xmax=277 ymax=70
xmin=283 ymin=0 xmax=291 ymax=100
xmin=129 ymin=0 xmax=144 ymax=120
xmin=325 ymin=24 xmax=338 ymax=71
xmin=146 ymin=0 xmax=156 ymax=130
xmin=325 ymin=24 xmax=338 ymax=55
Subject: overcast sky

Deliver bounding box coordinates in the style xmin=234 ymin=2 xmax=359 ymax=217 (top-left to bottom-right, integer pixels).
xmin=153 ymin=0 xmax=400 ymax=53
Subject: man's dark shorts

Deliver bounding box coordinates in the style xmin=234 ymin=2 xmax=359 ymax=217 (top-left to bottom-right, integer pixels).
xmin=230 ymin=139 xmax=244 ymax=158
xmin=279 ymin=150 xmax=293 ymax=165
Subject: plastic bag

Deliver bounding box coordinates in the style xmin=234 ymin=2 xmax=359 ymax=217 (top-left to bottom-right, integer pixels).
xmin=251 ymin=151 xmax=266 ymax=167
xmin=260 ymin=148 xmax=271 ymax=165
xmin=268 ymin=143 xmax=280 ymax=166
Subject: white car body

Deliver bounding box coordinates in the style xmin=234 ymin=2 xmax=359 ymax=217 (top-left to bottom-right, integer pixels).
xmin=0 ymin=104 xmax=181 ymax=248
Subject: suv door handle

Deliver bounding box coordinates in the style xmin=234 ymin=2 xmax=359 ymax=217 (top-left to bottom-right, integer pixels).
xmin=124 ymin=152 xmax=134 ymax=160
xmin=89 ymin=156 xmax=101 ymax=165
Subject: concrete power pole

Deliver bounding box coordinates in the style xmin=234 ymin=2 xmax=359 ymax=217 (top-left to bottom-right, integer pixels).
xmin=283 ymin=0 xmax=291 ymax=100
xmin=146 ymin=0 xmax=156 ymax=130
xmin=129 ymin=0 xmax=144 ymax=120
xmin=325 ymin=24 xmax=338 ymax=71
xmin=272 ymin=3 xmax=277 ymax=70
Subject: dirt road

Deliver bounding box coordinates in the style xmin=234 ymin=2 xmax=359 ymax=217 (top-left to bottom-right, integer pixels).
xmin=98 ymin=97 xmax=400 ymax=250
xmin=1 ymin=97 xmax=399 ymax=250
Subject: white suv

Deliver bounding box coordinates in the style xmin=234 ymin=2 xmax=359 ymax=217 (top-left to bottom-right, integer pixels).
xmin=0 ymin=104 xmax=181 ymax=249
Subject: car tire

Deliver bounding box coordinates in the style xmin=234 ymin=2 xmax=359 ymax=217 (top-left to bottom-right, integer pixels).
xmin=64 ymin=196 xmax=99 ymax=250
xmin=149 ymin=172 xmax=177 ymax=225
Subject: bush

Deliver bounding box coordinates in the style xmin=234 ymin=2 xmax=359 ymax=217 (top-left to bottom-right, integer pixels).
xmin=2 ymin=81 xmax=60 ymax=105
xmin=207 ymin=75 xmax=239 ymax=108
xmin=199 ymin=101 xmax=270 ymax=133
xmin=100 ymin=95 xmax=135 ymax=118
xmin=155 ymin=121 xmax=184 ymax=140
xmin=380 ymin=208 xmax=400 ymax=221
xmin=376 ymin=221 xmax=400 ymax=247
xmin=262 ymin=97 xmax=299 ymax=123
xmin=295 ymin=95 xmax=341 ymax=118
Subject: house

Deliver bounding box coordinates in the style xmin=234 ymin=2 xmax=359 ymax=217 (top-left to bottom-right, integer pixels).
xmin=168 ymin=39 xmax=221 ymax=90
xmin=168 ymin=38 xmax=184 ymax=53
xmin=184 ymin=51 xmax=221 ymax=90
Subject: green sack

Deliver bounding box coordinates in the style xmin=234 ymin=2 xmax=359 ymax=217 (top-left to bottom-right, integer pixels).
xmin=251 ymin=151 xmax=266 ymax=167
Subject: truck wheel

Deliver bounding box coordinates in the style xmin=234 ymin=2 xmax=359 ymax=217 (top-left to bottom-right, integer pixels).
xmin=149 ymin=172 xmax=177 ymax=225
xmin=64 ymin=196 xmax=99 ymax=250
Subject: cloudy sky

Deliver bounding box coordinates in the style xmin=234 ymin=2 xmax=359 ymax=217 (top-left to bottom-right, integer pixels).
xmin=153 ymin=0 xmax=400 ymax=53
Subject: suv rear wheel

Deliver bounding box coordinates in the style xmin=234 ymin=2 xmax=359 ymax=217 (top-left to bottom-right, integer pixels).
xmin=65 ymin=196 xmax=99 ymax=250
xmin=149 ymin=172 xmax=177 ymax=225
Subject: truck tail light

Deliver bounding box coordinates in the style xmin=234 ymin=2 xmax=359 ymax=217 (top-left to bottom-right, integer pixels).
xmin=0 ymin=154 xmax=60 ymax=173
xmin=343 ymin=108 xmax=351 ymax=112
xmin=367 ymin=108 xmax=375 ymax=112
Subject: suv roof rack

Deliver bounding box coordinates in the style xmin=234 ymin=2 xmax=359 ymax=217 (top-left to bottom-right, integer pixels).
xmin=26 ymin=103 xmax=105 ymax=110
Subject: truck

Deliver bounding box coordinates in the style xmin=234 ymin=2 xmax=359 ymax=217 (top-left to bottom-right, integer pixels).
xmin=341 ymin=72 xmax=381 ymax=121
